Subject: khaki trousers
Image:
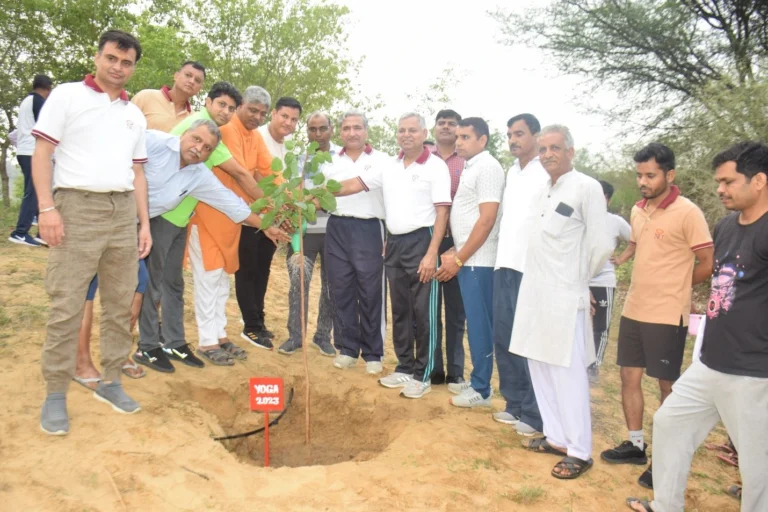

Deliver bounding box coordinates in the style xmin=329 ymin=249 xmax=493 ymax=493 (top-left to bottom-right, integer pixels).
xmin=42 ymin=189 xmax=138 ymax=394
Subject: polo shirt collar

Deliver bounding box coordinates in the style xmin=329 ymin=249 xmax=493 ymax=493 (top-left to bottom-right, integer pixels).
xmin=160 ymin=85 xmax=192 ymax=113
xmin=397 ymin=145 xmax=431 ymax=164
xmin=83 ymin=74 xmax=129 ymax=102
xmin=466 ymin=150 xmax=490 ymax=168
xmin=339 ymin=143 xmax=373 ymax=156
xmin=430 ymin=145 xmax=458 ymax=159
xmin=636 ymin=185 xmax=680 ymax=210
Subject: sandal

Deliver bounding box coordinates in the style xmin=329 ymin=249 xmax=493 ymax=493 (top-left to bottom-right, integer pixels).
xmin=716 ymin=452 xmax=739 ymax=467
xmin=626 ymin=497 xmax=654 ymax=511
xmin=520 ymin=437 xmax=567 ymax=456
xmin=220 ymin=341 xmax=247 ymax=360
xmin=196 ymin=348 xmax=234 ymax=366
xmin=73 ymin=376 xmax=101 ymax=391
xmin=705 ymin=443 xmax=736 ymax=455
xmin=551 ymin=456 xmax=593 ymax=479
xmin=121 ymin=360 xmax=146 ymax=379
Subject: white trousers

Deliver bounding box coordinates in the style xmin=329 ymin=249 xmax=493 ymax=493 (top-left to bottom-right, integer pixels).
xmin=188 ymin=225 xmax=230 ymax=348
xmin=528 ymin=310 xmax=592 ymax=461
xmin=651 ymin=360 xmax=768 ymax=512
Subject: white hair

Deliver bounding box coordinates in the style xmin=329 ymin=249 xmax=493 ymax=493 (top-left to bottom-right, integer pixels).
xmin=242 ymin=86 xmax=271 ymax=107
xmin=306 ymin=110 xmax=332 ymax=126
xmin=538 ymin=124 xmax=574 ymax=149
xmin=339 ymin=108 xmax=369 ymax=129
xmin=185 ymin=119 xmax=221 ymax=145
xmin=398 ymin=112 xmax=426 ymax=130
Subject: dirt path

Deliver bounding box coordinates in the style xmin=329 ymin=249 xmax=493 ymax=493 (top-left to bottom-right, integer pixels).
xmin=0 ymin=238 xmax=739 ymax=511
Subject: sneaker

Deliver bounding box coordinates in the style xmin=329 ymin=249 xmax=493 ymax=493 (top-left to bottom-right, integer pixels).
xmin=278 ymin=338 xmax=302 ymax=355
xmin=450 ymin=388 xmax=491 ymax=408
xmin=333 ymin=354 xmax=356 ymax=369
xmin=366 ymin=361 xmax=383 ymax=375
xmin=493 ymin=411 xmax=520 ymax=425
xmin=431 ymin=372 xmax=446 ymax=385
xmin=34 ymin=235 xmax=48 ymax=246
xmin=446 ymin=375 xmax=465 ymax=385
xmin=448 ymin=380 xmax=471 ymax=395
xmin=401 ymin=380 xmax=431 ymax=399
xmin=601 ymin=441 xmax=648 ymax=465
xmin=93 ymin=381 xmax=141 ymax=414
xmin=638 ymin=464 xmax=653 ymax=489
xmin=379 ymin=372 xmax=413 ymax=389
xmin=516 ymin=421 xmax=544 ymax=437
xmin=241 ymin=330 xmax=274 ymax=350
xmin=8 ymin=233 xmax=41 ymax=247
xmin=588 ymin=364 xmax=600 ymax=385
xmin=40 ymin=393 xmax=69 ymax=435
xmin=313 ymin=338 xmax=336 ymax=357
xmin=163 ymin=344 xmax=204 ymax=368
xmin=133 ymin=347 xmax=175 ymax=373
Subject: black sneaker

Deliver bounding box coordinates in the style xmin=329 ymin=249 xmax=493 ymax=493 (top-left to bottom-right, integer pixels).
xmin=601 ymin=440 xmax=648 ymax=465
xmin=431 ymin=372 xmax=446 ymax=385
xmin=638 ymin=464 xmax=653 ymax=489
xmin=259 ymin=326 xmax=275 ymax=339
xmin=446 ymin=375 xmax=465 ymax=385
xmin=133 ymin=347 xmax=175 ymax=373
xmin=312 ymin=338 xmax=335 ymax=357
xmin=278 ymin=338 xmax=302 ymax=355
xmin=163 ymin=344 xmax=204 ymax=368
xmin=241 ymin=330 xmax=274 ymax=350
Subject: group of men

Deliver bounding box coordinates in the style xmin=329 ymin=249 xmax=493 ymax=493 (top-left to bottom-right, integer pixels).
xmin=12 ymin=29 xmax=766 ymax=510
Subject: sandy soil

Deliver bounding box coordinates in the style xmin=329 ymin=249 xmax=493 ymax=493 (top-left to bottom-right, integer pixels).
xmin=0 ymin=236 xmax=740 ymax=511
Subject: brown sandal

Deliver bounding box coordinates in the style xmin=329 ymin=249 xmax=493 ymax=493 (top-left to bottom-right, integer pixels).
xmin=551 ymin=456 xmax=593 ymax=479
xmin=220 ymin=341 xmax=247 ymax=360
xmin=196 ymin=348 xmax=234 ymax=366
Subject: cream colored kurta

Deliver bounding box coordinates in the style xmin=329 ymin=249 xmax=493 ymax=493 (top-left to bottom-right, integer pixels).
xmin=509 ymin=169 xmax=612 ymax=368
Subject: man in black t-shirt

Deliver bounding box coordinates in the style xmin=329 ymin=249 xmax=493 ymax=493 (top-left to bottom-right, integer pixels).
xmin=627 ymin=142 xmax=768 ymax=512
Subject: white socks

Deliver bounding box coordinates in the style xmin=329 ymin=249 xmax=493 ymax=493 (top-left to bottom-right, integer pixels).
xmin=629 ymin=430 xmax=644 ymax=450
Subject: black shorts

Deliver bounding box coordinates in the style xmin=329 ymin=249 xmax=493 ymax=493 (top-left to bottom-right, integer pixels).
xmin=616 ymin=316 xmax=688 ymax=381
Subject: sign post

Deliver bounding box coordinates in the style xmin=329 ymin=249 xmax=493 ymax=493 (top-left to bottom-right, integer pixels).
xmin=249 ymin=377 xmax=284 ymax=467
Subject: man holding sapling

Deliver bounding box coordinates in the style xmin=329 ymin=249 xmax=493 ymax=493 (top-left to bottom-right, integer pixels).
xmin=236 ymin=97 xmax=303 ymax=350
xmin=435 ymin=118 xmax=504 ymax=409
xmin=320 ymin=109 xmax=388 ymax=373
xmin=189 ymin=86 xmax=290 ymax=367
xmin=278 ymin=110 xmax=340 ymax=358
xmin=335 ymin=112 xmax=451 ymax=399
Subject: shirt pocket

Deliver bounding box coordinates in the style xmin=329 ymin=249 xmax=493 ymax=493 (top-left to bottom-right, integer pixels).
xmin=543 ymin=211 xmax=572 ymax=237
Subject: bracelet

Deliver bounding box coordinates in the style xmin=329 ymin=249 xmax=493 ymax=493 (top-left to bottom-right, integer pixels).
xmin=454 ymin=255 xmax=463 ymax=268
xmin=39 ymin=206 xmax=56 ymax=213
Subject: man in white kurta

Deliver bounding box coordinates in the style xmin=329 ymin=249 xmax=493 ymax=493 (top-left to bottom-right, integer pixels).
xmin=510 ymin=125 xmax=612 ymax=479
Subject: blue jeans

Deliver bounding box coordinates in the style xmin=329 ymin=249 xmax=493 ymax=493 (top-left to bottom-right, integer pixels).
xmin=11 ymin=155 xmax=37 ymax=237
xmin=457 ymin=266 xmax=495 ymax=399
xmin=492 ymin=268 xmax=542 ymax=431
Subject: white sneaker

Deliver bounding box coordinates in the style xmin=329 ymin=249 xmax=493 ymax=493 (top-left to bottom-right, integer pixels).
xmin=366 ymin=361 xmax=383 ymax=375
xmin=516 ymin=421 xmax=544 ymax=438
xmin=378 ymin=372 xmax=413 ymax=389
xmin=333 ymin=354 xmax=356 ymax=369
xmin=447 ymin=381 xmax=471 ymax=395
xmin=492 ymin=411 xmax=520 ymax=425
xmin=450 ymin=388 xmax=491 ymax=408
xmin=400 ymin=380 xmax=431 ymax=399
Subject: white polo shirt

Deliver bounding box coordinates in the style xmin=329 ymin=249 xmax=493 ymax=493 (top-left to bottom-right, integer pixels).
xmin=589 ymin=212 xmax=631 ymax=288
xmin=360 ymin=147 xmax=451 ymax=235
xmin=495 ymin=156 xmax=549 ymax=272
xmin=450 ymin=151 xmax=505 ymax=267
xmin=32 ymin=75 xmax=148 ymax=193
xmin=258 ymin=124 xmax=291 ymax=165
xmin=323 ymin=144 xmax=386 ymax=220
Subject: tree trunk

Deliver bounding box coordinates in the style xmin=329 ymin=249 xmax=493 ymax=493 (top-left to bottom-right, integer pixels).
xmin=0 ymin=140 xmax=10 ymax=207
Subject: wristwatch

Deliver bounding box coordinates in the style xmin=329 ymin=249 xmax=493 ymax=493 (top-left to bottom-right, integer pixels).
xmin=454 ymin=255 xmax=463 ymax=268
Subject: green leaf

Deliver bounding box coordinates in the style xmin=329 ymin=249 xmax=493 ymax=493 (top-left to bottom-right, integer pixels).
xmin=282 ymin=166 xmax=293 ymax=180
xmin=311 ymin=173 xmax=325 ymax=186
xmin=261 ymin=183 xmax=278 ymax=196
xmin=270 ymin=158 xmax=284 ymax=172
xmin=308 ymin=141 xmax=319 ymax=153
xmin=285 ymin=140 xmax=296 ymax=151
xmin=306 ymin=202 xmax=317 ymax=222
xmin=249 ymin=198 xmax=270 ymax=211
xmin=289 ymin=159 xmax=300 ymax=176
xmin=295 ymin=201 xmax=307 ymax=210
xmin=285 ymin=151 xmax=296 ymax=164
xmin=319 ymin=194 xmax=336 ymax=211
xmin=289 ymin=177 xmax=303 ymax=189
xmin=259 ymin=174 xmax=276 ymax=187
xmin=325 ymin=179 xmax=342 ymax=193
xmin=261 ymin=210 xmax=276 ymax=227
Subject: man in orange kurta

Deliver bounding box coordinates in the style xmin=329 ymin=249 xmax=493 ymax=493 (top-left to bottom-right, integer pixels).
xmin=188 ymin=86 xmax=285 ymax=361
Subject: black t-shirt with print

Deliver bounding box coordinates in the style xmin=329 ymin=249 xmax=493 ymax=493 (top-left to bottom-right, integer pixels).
xmin=700 ymin=211 xmax=768 ymax=378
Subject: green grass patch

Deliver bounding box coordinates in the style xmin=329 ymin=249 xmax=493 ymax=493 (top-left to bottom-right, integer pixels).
xmin=503 ymin=485 xmax=546 ymax=505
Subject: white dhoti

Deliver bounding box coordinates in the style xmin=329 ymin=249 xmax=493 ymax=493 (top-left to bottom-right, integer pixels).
xmin=528 ymin=310 xmax=592 ymax=461
xmin=188 ymin=224 xmax=230 ymax=348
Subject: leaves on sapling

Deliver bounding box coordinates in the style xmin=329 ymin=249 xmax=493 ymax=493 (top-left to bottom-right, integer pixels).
xmin=261 ymin=210 xmax=277 ymax=227
xmin=312 ymin=172 xmax=325 ymax=186
xmin=319 ymin=194 xmax=336 ymax=212
xmin=306 ymin=202 xmax=317 ymax=222
xmin=289 ymin=177 xmax=303 ymax=189
xmin=250 ymin=197 xmax=270 ymax=212
xmin=325 ymin=179 xmax=342 ymax=193
xmin=285 ymin=140 xmax=296 ymax=151
xmin=270 ymin=157 xmax=284 ymax=172
xmin=308 ymin=141 xmax=319 ymax=153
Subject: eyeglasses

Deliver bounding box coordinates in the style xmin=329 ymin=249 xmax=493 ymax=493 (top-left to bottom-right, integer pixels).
xmin=307 ymin=126 xmax=330 ymax=134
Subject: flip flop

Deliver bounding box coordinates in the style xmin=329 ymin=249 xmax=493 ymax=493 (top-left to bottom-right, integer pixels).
xmin=626 ymin=497 xmax=654 ymax=511
xmin=520 ymin=437 xmax=567 ymax=456
xmin=551 ymin=456 xmax=593 ymax=479
xmin=73 ymin=376 xmax=101 ymax=391
xmin=705 ymin=443 xmax=736 ymax=455
xmin=122 ymin=360 xmax=147 ymax=379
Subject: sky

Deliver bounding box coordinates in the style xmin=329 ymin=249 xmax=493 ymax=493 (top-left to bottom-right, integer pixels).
xmin=339 ymin=0 xmax=624 ymax=154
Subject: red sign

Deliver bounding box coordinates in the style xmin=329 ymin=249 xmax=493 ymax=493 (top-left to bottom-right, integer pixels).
xmin=249 ymin=377 xmax=284 ymax=412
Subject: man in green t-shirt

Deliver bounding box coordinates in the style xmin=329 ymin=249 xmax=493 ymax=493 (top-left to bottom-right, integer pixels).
xmin=140 ymin=82 xmax=266 ymax=372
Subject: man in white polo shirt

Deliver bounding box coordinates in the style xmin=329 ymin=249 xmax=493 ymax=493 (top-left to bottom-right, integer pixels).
xmin=435 ymin=118 xmax=505 ymax=408
xmin=492 ymin=113 xmax=548 ymax=437
xmin=337 ymin=112 xmax=451 ymax=399
xmin=31 ymin=30 xmax=150 ymax=435
xmin=319 ymin=109 xmax=388 ymax=373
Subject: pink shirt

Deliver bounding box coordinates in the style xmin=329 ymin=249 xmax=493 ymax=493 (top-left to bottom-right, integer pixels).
xmin=431 ymin=146 xmax=465 ymax=199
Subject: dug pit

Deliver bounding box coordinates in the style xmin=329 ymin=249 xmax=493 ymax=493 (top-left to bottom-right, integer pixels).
xmin=167 ymin=379 xmax=412 ymax=468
